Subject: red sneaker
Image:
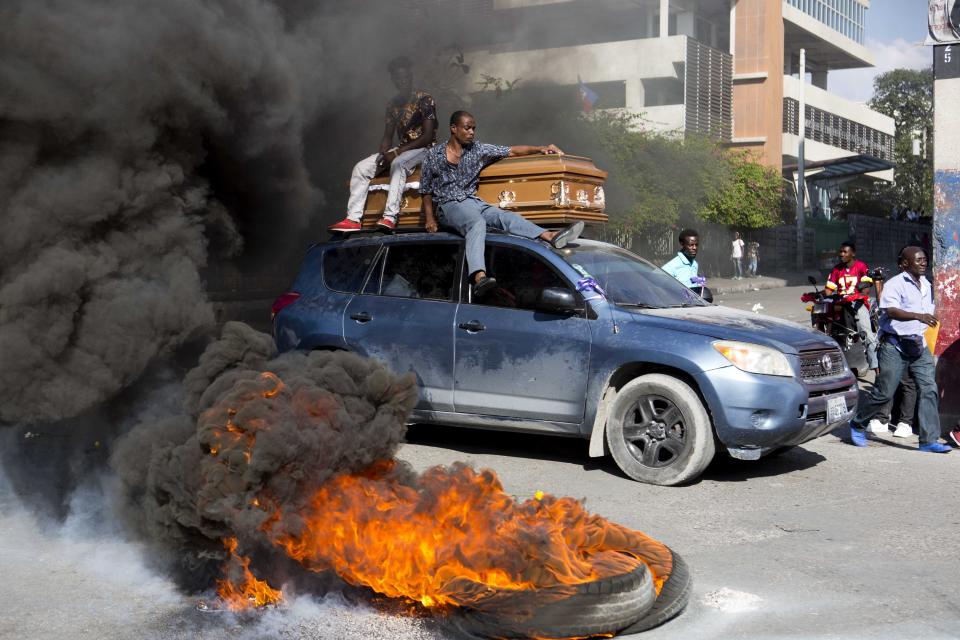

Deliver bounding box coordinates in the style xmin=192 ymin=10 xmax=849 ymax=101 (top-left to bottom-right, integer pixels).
xmin=328 ymin=218 xmax=361 ymax=233
xmin=949 ymin=428 xmax=960 ymax=448
xmin=376 ymin=217 xmax=397 ymax=232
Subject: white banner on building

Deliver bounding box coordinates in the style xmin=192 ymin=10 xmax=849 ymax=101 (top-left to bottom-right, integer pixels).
xmin=928 ymin=0 xmax=960 ymax=44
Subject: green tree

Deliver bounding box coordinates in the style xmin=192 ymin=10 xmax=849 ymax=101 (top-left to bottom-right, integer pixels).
xmin=591 ymin=114 xmax=731 ymax=232
xmin=866 ymin=68 xmax=933 ymax=215
xmin=465 ymin=95 xmax=732 ymax=232
xmin=700 ymin=153 xmax=783 ymax=228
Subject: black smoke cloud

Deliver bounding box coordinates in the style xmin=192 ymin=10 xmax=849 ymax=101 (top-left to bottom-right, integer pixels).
xmin=0 ymin=0 xmax=325 ymax=424
xmin=111 ymin=321 xmax=418 ymax=586
xmin=0 ymin=0 xmax=486 ymax=426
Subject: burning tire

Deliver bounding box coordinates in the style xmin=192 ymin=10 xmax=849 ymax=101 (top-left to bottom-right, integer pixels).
xmin=450 ymin=559 xmax=657 ymax=639
xmin=606 ymin=374 xmax=715 ymax=486
xmin=621 ymin=548 xmax=691 ymax=633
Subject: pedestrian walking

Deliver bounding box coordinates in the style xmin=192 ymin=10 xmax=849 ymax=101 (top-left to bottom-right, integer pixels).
xmin=866 ymin=367 xmax=917 ymax=437
xmin=730 ymin=231 xmax=744 ymax=279
xmin=746 ymin=241 xmax=759 ymax=277
xmin=848 ymin=246 xmax=950 ymax=453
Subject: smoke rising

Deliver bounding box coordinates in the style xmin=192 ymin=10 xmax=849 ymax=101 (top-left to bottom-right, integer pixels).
xmin=0 ymin=0 xmax=323 ymax=424
xmin=111 ymin=321 xmax=418 ymax=587
xmin=0 ymin=0 xmax=602 ymax=427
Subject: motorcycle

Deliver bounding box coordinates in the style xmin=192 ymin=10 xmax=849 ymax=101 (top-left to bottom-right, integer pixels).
xmin=800 ymin=269 xmax=883 ymax=375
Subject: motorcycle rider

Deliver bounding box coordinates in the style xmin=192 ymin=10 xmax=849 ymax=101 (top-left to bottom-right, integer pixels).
xmin=825 ymin=241 xmax=878 ymax=374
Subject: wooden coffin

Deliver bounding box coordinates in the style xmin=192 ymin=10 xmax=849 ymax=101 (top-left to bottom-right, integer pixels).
xmin=360 ymin=153 xmax=608 ymax=230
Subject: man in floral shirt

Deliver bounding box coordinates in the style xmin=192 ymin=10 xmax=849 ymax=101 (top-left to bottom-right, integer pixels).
xmin=329 ymin=56 xmax=437 ymax=233
xmin=420 ymin=110 xmax=584 ymax=297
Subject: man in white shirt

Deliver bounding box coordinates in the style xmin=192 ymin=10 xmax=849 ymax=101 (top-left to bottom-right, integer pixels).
xmin=730 ymin=231 xmax=744 ymax=280
xmin=848 ymin=246 xmax=949 ymax=453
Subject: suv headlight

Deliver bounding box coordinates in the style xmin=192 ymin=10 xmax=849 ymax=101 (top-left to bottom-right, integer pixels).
xmin=712 ymin=340 xmax=793 ymax=377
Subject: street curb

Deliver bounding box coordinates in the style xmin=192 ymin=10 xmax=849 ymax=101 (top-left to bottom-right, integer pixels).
xmin=711 ymin=275 xmax=789 ymax=295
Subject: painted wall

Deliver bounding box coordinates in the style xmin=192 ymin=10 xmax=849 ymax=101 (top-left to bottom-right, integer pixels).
xmin=933 ymin=70 xmax=960 ymax=427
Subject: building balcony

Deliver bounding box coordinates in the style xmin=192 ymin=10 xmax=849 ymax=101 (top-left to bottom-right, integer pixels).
xmin=781 ymin=75 xmax=894 ymax=179
xmin=782 ymin=0 xmax=874 ymax=70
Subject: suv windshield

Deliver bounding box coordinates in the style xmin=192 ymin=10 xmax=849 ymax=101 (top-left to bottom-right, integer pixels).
xmin=560 ymin=243 xmax=708 ymax=308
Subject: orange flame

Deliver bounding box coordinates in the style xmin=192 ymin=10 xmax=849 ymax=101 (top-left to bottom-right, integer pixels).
xmin=205 ymin=369 xmax=672 ymax=622
xmin=265 ymin=461 xmax=672 ymax=608
xmin=215 ymin=537 xmax=282 ymax=611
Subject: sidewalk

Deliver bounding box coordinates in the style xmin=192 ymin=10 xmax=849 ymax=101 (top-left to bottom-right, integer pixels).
xmin=709 ymin=274 xmax=789 ymax=295
xmin=705 ymin=261 xmax=900 ymax=295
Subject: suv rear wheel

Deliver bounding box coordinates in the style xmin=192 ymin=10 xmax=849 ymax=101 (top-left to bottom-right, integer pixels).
xmin=606 ymin=374 xmax=715 ymax=486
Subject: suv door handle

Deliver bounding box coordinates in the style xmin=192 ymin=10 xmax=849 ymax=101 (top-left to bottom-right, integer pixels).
xmin=349 ymin=311 xmax=372 ymax=323
xmin=458 ymin=320 xmax=485 ymax=333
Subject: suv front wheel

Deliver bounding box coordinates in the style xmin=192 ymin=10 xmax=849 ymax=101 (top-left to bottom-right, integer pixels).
xmin=606 ymin=374 xmax=715 ymax=486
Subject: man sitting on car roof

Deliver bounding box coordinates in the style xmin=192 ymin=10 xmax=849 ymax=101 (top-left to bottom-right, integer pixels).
xmin=328 ymin=55 xmax=437 ymax=234
xmin=420 ymin=110 xmax=584 ymax=297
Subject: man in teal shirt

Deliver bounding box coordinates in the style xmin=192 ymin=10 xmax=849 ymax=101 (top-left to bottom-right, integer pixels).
xmin=662 ymin=229 xmax=700 ymax=288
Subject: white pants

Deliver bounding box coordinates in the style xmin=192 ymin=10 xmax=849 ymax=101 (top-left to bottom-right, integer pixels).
xmin=346 ymin=148 xmax=426 ymax=221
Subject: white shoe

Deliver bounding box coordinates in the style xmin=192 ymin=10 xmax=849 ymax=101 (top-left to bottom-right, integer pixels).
xmin=892 ymin=422 xmax=914 ymax=438
xmin=866 ymin=419 xmax=888 ymax=434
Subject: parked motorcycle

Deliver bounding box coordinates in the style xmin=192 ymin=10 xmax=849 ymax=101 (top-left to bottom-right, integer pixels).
xmin=800 ymin=269 xmax=883 ymax=374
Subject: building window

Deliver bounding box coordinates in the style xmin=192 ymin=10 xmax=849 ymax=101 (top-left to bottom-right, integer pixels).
xmin=474 ymin=81 xmax=626 ymax=110
xmin=791 ymin=0 xmax=864 ymax=43
xmin=642 ymin=77 xmax=684 ymax=106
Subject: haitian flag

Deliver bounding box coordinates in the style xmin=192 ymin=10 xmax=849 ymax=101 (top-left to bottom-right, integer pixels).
xmin=578 ymin=76 xmax=598 ymax=112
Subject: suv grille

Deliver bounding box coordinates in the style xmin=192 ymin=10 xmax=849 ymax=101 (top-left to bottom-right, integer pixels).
xmin=799 ymin=348 xmax=846 ymax=381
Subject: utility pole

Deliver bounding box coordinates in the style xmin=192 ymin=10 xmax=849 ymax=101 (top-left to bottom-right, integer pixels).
xmin=796 ymin=48 xmax=805 ymax=272
xmin=932 ymin=42 xmax=960 ymax=426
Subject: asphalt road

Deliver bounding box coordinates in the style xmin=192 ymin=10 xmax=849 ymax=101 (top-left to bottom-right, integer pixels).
xmin=2 ymin=286 xmax=958 ymax=640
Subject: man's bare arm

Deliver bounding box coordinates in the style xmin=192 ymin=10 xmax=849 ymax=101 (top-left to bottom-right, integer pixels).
xmin=379 ymin=120 xmax=395 ymax=155
xmin=422 ymin=194 xmax=438 ymax=233
xmin=886 ymin=307 xmax=938 ymax=326
xmin=508 ymin=144 xmax=563 ymax=157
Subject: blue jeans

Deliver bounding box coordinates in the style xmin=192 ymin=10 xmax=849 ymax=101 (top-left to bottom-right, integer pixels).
xmin=731 ymin=257 xmax=742 ymax=278
xmin=852 ymin=340 xmax=941 ymax=445
xmin=854 ymin=302 xmax=878 ymax=370
xmin=437 ymin=196 xmax=545 ymax=276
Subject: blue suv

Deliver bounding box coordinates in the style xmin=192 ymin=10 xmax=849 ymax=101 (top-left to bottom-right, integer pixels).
xmin=273 ymin=232 xmax=857 ymax=485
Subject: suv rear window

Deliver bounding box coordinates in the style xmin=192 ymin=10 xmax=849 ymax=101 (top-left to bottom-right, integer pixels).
xmin=323 ymin=244 xmax=380 ymax=293
xmin=372 ymin=243 xmax=460 ymax=301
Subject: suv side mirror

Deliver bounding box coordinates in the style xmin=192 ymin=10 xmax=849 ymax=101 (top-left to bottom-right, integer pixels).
xmin=537 ymin=287 xmax=578 ymax=313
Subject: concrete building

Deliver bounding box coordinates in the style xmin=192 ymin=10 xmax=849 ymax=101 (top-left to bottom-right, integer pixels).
xmin=451 ymin=0 xmax=895 ymax=217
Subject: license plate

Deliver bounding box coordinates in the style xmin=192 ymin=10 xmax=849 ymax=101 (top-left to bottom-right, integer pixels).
xmin=827 ymin=396 xmax=847 ymax=423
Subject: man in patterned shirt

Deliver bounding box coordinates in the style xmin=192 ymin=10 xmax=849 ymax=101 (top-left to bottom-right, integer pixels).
xmin=420 ymin=110 xmax=584 ymax=297
xmin=825 ymin=241 xmax=878 ymax=372
xmin=329 ymin=56 xmax=437 ymax=233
